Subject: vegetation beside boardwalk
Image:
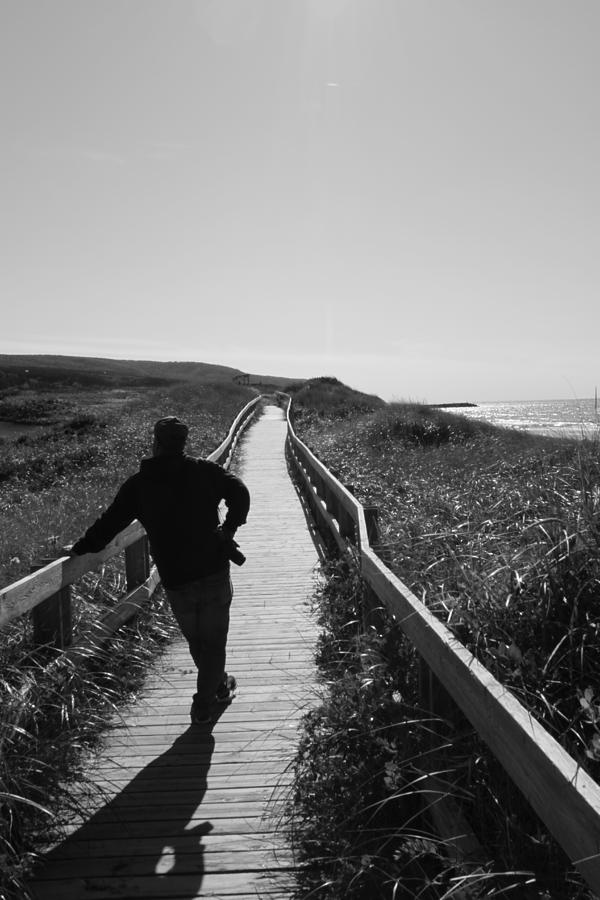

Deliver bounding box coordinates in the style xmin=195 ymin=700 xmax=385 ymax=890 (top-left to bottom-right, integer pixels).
xmin=289 ymin=558 xmax=571 ymax=899
xmin=0 ymin=376 xmax=256 ymax=588
xmin=0 ymin=362 xmax=258 ymax=900
xmin=289 ymin=559 xmax=461 ymax=899
xmin=288 ymin=377 xmax=600 ymax=898
xmin=1 ymin=585 xmax=179 ymax=900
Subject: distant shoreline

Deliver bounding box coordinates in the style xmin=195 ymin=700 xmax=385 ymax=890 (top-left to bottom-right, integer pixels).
xmin=424 ymin=402 xmax=478 ymax=409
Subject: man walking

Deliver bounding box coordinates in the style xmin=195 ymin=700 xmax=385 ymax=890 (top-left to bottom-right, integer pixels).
xmin=70 ymin=416 xmax=250 ymax=725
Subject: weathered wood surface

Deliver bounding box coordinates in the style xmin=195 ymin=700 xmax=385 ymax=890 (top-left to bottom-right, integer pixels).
xmin=29 ymin=403 xmax=320 ymax=899
xmin=0 ymin=521 xmax=146 ymax=627
xmin=207 ymin=395 xmax=261 ymax=467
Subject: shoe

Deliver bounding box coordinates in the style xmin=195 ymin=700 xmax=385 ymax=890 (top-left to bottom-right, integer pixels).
xmin=190 ymin=704 xmax=213 ymax=726
xmin=215 ymin=674 xmax=236 ymax=704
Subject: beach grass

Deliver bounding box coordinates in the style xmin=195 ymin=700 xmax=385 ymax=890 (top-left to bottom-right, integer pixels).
xmin=0 ymin=379 xmax=255 ymax=587
xmin=0 ymin=374 xmax=256 ymax=899
xmin=288 ymin=379 xmax=600 ymax=898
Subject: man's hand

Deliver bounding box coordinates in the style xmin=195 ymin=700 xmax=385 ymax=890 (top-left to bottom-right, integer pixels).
xmin=214 ymin=525 xmax=245 ymax=566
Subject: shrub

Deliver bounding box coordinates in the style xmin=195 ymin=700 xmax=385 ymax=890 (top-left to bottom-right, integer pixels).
xmin=290 ymin=377 xmax=385 ymax=424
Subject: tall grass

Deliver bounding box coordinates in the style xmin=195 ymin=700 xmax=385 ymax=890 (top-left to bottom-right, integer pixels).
xmin=295 ymin=400 xmax=600 ymax=770
xmin=0 ymin=381 xmax=254 ymax=586
xmin=0 ymin=379 xmax=255 ymax=899
xmin=0 ymin=572 xmax=179 ymax=899
xmin=288 ymin=376 xmax=385 ymax=422
xmin=290 ymin=387 xmax=600 ymax=897
xmin=289 ymin=559 xmax=558 ymax=898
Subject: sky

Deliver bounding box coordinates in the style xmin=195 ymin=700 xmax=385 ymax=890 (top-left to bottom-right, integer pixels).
xmin=1 ymin=1 xmax=599 ymax=403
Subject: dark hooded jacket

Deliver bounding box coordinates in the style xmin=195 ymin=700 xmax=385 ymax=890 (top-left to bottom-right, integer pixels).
xmin=71 ymin=455 xmax=250 ymax=589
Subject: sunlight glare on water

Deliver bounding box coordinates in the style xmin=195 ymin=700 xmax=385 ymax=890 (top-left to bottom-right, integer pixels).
xmin=456 ymin=398 xmax=600 ymax=439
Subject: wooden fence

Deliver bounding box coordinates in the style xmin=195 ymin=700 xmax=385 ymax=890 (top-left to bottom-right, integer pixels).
xmin=285 ymin=399 xmax=600 ymax=895
xmin=0 ymin=395 xmax=261 ymax=653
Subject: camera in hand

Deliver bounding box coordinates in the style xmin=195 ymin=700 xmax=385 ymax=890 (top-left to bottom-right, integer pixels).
xmin=228 ymin=539 xmax=246 ymax=566
xmin=216 ymin=526 xmax=246 ymax=566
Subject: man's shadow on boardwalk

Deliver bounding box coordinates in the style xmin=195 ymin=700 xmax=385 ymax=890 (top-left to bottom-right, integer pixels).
xmin=31 ymin=714 xmax=224 ymax=900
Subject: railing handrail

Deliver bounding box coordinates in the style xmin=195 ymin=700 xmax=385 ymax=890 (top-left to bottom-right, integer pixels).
xmin=285 ymin=397 xmax=600 ymax=893
xmin=208 ymin=395 xmax=261 ymax=465
xmin=0 ymin=521 xmax=145 ymax=628
xmin=0 ymin=395 xmax=262 ymax=631
xmin=286 ymin=409 xmax=369 ymax=547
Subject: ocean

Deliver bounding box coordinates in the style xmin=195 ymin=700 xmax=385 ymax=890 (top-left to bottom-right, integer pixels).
xmin=455 ymin=398 xmax=600 ymax=439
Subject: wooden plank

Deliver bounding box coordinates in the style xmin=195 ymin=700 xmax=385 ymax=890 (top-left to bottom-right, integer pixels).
xmin=47 ymin=832 xmax=289 ymax=860
xmin=0 ymin=521 xmax=145 ymax=626
xmin=125 ymin=535 xmax=150 ymax=590
xmin=52 ymin=812 xmax=283 ymax=842
xmin=139 ymin=677 xmax=313 ymax=693
xmin=33 ymin=848 xmax=295 ymax=879
xmin=90 ymin=749 xmax=293 ymax=767
xmin=57 ymin=788 xmax=289 ymax=814
xmin=98 ymin=729 xmax=298 ymax=747
xmin=157 ymin=666 xmax=314 ymax=679
xmin=113 ymin=717 xmax=303 ymax=735
xmin=87 ymin=768 xmax=289 ymax=786
xmin=132 ymin=695 xmax=309 ymax=710
xmin=51 ymin=806 xmax=288 ymax=838
xmin=90 ymin=751 xmax=292 ymax=770
xmin=136 ymin=683 xmax=313 ymax=696
xmin=77 ymin=782 xmax=292 ymax=808
xmin=29 ymin=870 xmax=294 ymax=899
xmin=85 ymin=751 xmax=292 ymax=770
xmin=91 ymin=757 xmax=291 ymax=778
xmin=32 ymin=583 xmax=72 ymax=648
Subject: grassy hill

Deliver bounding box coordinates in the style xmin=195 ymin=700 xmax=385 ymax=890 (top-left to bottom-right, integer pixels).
xmin=287 ymin=375 xmax=386 ymax=419
xmin=0 ymin=354 xmax=303 ymax=392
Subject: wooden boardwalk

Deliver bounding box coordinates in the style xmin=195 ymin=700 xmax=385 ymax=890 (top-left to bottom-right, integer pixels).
xmin=30 ymin=403 xmax=321 ymax=900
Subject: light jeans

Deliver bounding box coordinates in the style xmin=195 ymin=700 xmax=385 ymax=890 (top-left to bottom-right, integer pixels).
xmin=166 ymin=568 xmax=233 ymax=709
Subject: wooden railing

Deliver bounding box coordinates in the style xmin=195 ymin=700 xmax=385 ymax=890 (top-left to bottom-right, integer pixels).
xmin=0 ymin=395 xmax=261 ymax=653
xmin=207 ymin=395 xmax=260 ymax=468
xmin=285 ymin=400 xmax=600 ymax=894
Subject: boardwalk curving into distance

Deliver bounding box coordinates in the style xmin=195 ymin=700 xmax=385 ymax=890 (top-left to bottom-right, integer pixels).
xmin=30 ymin=402 xmax=321 ymax=900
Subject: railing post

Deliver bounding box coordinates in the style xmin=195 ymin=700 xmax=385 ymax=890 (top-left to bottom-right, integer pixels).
xmin=324 ymin=484 xmax=339 ymax=521
xmin=125 ymin=535 xmax=150 ymax=591
xmin=419 ymin=653 xmax=434 ymax=715
xmin=312 ymin=471 xmax=324 ymax=503
xmin=338 ymin=507 xmax=356 ymax=544
xmin=364 ymin=504 xmax=393 ymax=566
xmin=363 ymin=505 xmax=380 ymax=546
xmin=30 ymin=558 xmax=72 ymax=649
xmin=361 ymin=507 xmax=385 ymax=634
